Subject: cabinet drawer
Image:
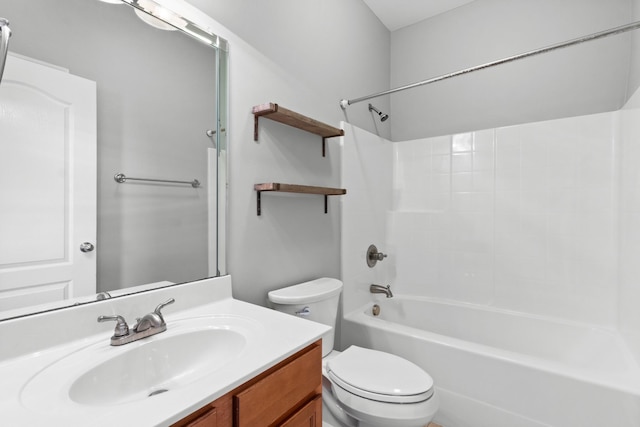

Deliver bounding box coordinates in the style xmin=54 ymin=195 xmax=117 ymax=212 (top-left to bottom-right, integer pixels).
xmin=279 ymin=395 xmax=322 ymax=427
xmin=235 ymin=344 xmax=321 ymax=427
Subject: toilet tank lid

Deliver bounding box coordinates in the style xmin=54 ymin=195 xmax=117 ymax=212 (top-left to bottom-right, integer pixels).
xmin=268 ymin=278 xmax=343 ymax=304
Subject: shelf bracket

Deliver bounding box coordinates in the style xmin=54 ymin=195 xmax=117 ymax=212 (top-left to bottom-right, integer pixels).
xmin=322 ymin=134 xmax=345 ymax=157
xmin=254 ymin=115 xmax=259 ymax=141
xmin=255 ymin=191 xmax=331 ymax=216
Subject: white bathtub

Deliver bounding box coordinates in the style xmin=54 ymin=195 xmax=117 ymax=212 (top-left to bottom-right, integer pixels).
xmin=342 ymin=296 xmax=640 ymax=427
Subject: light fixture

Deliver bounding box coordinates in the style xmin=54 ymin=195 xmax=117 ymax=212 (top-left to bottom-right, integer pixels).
xmin=101 ymin=0 xmax=225 ymax=49
xmin=133 ymin=0 xmax=185 ymax=31
xmin=134 ymin=9 xmax=175 ymax=31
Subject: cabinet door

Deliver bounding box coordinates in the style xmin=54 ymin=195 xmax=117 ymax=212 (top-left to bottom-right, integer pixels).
xmin=235 ymin=344 xmax=321 ymax=427
xmin=279 ymin=396 xmax=322 ymax=427
xmin=172 ymin=399 xmax=232 ymax=427
xmin=185 ymin=407 xmax=217 ymax=427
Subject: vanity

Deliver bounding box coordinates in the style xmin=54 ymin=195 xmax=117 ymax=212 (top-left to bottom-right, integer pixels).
xmin=0 ymin=276 xmax=329 ymax=426
xmin=174 ymin=341 xmax=322 ymax=427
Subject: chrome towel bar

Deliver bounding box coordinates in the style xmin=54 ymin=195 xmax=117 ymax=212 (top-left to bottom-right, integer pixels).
xmin=114 ymin=173 xmax=200 ymax=188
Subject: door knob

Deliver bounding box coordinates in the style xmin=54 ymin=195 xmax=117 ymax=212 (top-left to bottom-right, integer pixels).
xmin=80 ymin=242 xmax=95 ymax=252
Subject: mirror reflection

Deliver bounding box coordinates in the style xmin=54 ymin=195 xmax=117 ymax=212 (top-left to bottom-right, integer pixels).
xmin=0 ymin=0 xmax=227 ymax=320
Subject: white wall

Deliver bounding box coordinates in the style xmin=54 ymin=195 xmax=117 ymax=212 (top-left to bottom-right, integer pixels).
xmin=390 ymin=113 xmax=619 ymax=326
xmin=180 ymin=0 xmax=640 ymax=326
xmin=342 ymin=88 xmax=640 ymax=362
xmin=192 ymin=0 xmax=392 ymax=142
xmin=340 ymin=123 xmax=392 ymax=315
xmin=390 ymin=0 xmax=636 ymax=141
xmin=187 ymin=0 xmax=391 ymax=306
xmin=630 ymin=0 xmax=640 ymax=94
xmin=619 ymin=89 xmax=640 ymax=361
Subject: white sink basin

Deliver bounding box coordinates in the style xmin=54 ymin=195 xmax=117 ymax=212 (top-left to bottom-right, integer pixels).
xmin=69 ymin=328 xmax=245 ymax=405
xmin=20 ymin=315 xmax=261 ymax=411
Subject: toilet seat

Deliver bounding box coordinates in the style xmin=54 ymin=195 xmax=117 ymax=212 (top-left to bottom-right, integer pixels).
xmin=326 ymin=346 xmax=434 ymax=404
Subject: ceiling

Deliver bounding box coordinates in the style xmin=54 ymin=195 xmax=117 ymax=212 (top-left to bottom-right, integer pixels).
xmin=362 ymin=0 xmax=476 ymax=31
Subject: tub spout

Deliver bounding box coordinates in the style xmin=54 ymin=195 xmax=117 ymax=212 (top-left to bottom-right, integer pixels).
xmin=370 ymin=284 xmax=393 ymax=298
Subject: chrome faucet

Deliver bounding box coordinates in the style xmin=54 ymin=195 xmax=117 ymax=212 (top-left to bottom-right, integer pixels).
xmin=98 ymin=298 xmax=175 ymax=346
xmin=96 ymin=291 xmax=112 ymax=301
xmin=370 ymin=284 xmax=393 ymax=298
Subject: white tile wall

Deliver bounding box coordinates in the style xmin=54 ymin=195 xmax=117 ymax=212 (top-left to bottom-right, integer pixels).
xmin=343 ymin=87 xmax=640 ymax=356
xmin=619 ymin=89 xmax=640 ymax=362
xmin=341 ymin=122 xmax=393 ymax=315
xmin=391 ymin=112 xmax=619 ymax=326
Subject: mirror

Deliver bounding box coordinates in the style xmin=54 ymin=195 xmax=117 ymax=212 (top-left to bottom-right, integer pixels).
xmin=0 ymin=0 xmax=228 ymax=320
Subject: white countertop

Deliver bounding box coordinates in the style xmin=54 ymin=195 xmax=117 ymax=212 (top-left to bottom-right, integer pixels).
xmin=0 ymin=276 xmax=329 ymax=426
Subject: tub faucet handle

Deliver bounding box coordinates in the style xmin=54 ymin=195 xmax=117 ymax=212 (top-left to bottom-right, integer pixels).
xmin=372 ymin=252 xmax=387 ymax=261
xmin=367 ymin=244 xmax=387 ymax=267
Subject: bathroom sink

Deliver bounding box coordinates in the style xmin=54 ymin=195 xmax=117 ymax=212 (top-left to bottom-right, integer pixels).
xmin=69 ymin=328 xmax=245 ymax=405
xmin=20 ymin=315 xmax=260 ymax=411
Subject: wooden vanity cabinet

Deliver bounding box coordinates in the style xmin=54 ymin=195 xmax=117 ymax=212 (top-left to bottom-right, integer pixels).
xmin=172 ymin=401 xmax=222 ymax=427
xmin=278 ymin=396 xmax=322 ymax=427
xmin=171 ymin=340 xmax=322 ymax=427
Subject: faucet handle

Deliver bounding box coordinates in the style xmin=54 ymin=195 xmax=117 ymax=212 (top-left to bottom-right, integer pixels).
xmin=98 ymin=315 xmax=130 ymax=337
xmin=154 ymin=298 xmax=175 ymax=322
xmin=366 ymin=244 xmax=387 ymax=267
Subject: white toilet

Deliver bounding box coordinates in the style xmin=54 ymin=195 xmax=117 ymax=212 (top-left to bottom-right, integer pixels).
xmin=268 ymin=278 xmax=438 ymax=427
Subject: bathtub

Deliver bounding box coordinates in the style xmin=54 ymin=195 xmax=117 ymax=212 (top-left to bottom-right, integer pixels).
xmin=341 ymin=296 xmax=640 ymax=427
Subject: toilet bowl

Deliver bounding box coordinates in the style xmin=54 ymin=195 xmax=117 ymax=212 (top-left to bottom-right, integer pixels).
xmin=268 ymin=278 xmax=438 ymax=427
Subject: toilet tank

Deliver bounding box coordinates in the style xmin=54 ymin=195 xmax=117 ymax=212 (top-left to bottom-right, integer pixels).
xmin=268 ymin=278 xmax=343 ymax=357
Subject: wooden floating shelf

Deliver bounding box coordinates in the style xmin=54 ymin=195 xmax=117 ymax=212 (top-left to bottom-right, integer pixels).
xmin=254 ymin=183 xmax=347 ymax=216
xmin=252 ymin=102 xmax=344 ymax=157
xmin=254 ymin=183 xmax=347 ymax=195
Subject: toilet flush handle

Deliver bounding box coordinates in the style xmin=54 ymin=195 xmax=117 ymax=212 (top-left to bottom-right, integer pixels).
xmin=295 ymin=306 xmax=311 ymax=317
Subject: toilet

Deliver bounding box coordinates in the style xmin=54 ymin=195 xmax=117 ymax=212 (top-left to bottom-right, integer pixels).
xmin=268 ymin=278 xmax=438 ymax=427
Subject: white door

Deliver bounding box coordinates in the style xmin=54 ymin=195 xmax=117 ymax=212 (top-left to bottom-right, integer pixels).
xmin=0 ymin=53 xmax=97 ymax=313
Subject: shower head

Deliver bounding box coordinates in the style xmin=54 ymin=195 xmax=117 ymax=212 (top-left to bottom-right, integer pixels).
xmin=368 ymin=103 xmax=389 ymax=122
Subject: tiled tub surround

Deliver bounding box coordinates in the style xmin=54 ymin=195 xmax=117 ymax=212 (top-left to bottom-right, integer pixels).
xmin=0 ymin=276 xmax=328 ymax=426
xmin=340 ymin=90 xmax=640 ymax=426
xmin=391 ymin=112 xmax=618 ymax=326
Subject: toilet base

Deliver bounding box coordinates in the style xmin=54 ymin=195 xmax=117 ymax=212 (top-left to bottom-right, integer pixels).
xmin=322 ymin=380 xmax=438 ymax=427
xmin=322 ymin=405 xmax=345 ymax=427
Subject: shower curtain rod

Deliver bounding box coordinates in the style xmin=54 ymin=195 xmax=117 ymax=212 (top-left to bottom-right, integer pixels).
xmin=339 ymin=19 xmax=640 ymax=109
